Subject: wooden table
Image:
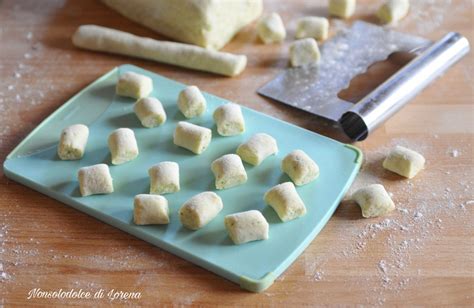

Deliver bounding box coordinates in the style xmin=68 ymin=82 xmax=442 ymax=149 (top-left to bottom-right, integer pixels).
xmin=1 ymin=0 xmax=472 ymax=305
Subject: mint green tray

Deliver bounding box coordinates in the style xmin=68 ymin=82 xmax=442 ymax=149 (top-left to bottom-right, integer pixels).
xmin=3 ymin=64 xmax=362 ymax=292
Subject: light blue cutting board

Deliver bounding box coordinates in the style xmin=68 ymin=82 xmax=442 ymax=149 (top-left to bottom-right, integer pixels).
xmin=3 ymin=64 xmax=362 ymax=292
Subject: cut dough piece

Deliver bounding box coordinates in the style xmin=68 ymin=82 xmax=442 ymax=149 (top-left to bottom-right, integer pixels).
xmin=236 ymin=133 xmax=278 ymax=166
xmin=134 ymin=194 xmax=169 ymax=225
xmin=352 ymin=184 xmax=395 ymax=218
xmin=101 ymin=0 xmax=263 ymax=50
xmin=281 ymin=150 xmax=319 ymax=186
xmin=72 ymin=25 xmax=247 ymax=77
xmin=116 ymin=72 xmax=153 ymax=99
xmin=148 ymin=161 xmax=180 ymax=195
xmin=78 ymin=164 xmax=114 ymax=197
xmin=179 ymin=192 xmax=223 ymax=230
xmin=377 ymin=0 xmax=409 ymax=24
xmin=295 ymin=16 xmax=329 ymax=40
xmin=173 ymin=121 xmax=212 ymax=154
xmin=383 ymin=145 xmax=425 ymax=179
xmin=264 ymin=182 xmax=306 ymax=222
xmin=213 ymin=103 xmax=245 ymax=136
xmin=257 ymin=13 xmax=286 ymax=44
xmin=329 ymin=0 xmax=356 ymax=18
xmin=178 ymin=86 xmax=207 ymax=119
xmin=57 ymin=124 xmax=89 ymax=160
xmin=225 ymin=210 xmax=269 ymax=245
xmin=108 ymin=128 xmax=139 ymax=165
xmin=134 ymin=97 xmax=167 ymax=128
xmin=211 ymin=154 xmax=248 ymax=190
xmin=290 ymin=38 xmax=321 ymax=67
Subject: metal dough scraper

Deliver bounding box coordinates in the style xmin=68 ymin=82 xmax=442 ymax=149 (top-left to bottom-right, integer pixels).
xmin=258 ymin=21 xmax=470 ymax=141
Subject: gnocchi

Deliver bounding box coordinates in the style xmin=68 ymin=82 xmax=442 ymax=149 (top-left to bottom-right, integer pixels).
xmin=290 ymin=38 xmax=321 ymax=67
xmin=281 ymin=149 xmax=319 ymax=186
xmin=78 ymin=163 xmax=114 ymax=197
xmin=116 ymin=71 xmax=153 ymax=99
xmin=295 ymin=16 xmax=329 ymax=41
xmin=211 ymin=154 xmax=248 ymax=190
xmin=225 ymin=210 xmax=269 ymax=245
xmin=134 ymin=97 xmax=166 ymax=128
xmin=352 ymin=184 xmax=395 ymax=218
xmin=108 ymin=128 xmax=139 ymax=165
xmin=173 ymin=121 xmax=212 ymax=154
xmin=264 ymin=182 xmax=307 ymax=222
xmin=236 ymin=133 xmax=278 ymax=166
xmin=377 ymin=0 xmax=410 ymax=24
xmin=213 ymin=103 xmax=245 ymax=136
xmin=383 ymin=145 xmax=425 ymax=179
xmin=257 ymin=12 xmax=286 ymax=44
xmin=57 ymin=124 xmax=89 ymax=160
xmin=178 ymin=85 xmax=207 ymax=119
xmin=329 ymin=0 xmax=356 ymax=18
xmin=134 ymin=194 xmax=169 ymax=225
xmin=148 ymin=161 xmax=180 ymax=195
xmin=179 ymin=192 xmax=223 ymax=230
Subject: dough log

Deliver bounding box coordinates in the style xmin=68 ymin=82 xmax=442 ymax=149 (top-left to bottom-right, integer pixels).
xmin=72 ymin=25 xmax=247 ymax=77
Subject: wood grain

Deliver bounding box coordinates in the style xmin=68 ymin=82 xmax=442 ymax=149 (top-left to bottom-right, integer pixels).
xmin=0 ymin=0 xmax=473 ymax=306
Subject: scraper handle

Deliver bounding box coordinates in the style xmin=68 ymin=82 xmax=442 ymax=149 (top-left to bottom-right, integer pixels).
xmin=340 ymin=32 xmax=470 ymax=141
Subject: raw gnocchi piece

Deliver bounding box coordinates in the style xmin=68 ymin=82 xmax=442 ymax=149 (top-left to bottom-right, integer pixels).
xmin=211 ymin=154 xmax=248 ymax=190
xmin=383 ymin=145 xmax=425 ymax=179
xmin=329 ymin=0 xmax=356 ymax=18
xmin=257 ymin=12 xmax=286 ymax=44
xmin=178 ymin=85 xmax=207 ymax=119
xmin=57 ymin=124 xmax=89 ymax=160
xmin=295 ymin=16 xmax=329 ymax=40
xmin=236 ymin=133 xmax=278 ymax=166
xmin=116 ymin=71 xmax=153 ymax=99
xmin=376 ymin=0 xmax=410 ymax=24
xmin=108 ymin=128 xmax=139 ymax=165
xmin=133 ymin=194 xmax=169 ymax=225
xmin=134 ymin=97 xmax=166 ymax=128
xmin=225 ymin=210 xmax=269 ymax=245
xmin=213 ymin=103 xmax=245 ymax=136
xmin=264 ymin=182 xmax=306 ymax=222
xmin=281 ymin=150 xmax=319 ymax=186
xmin=173 ymin=121 xmax=212 ymax=154
xmin=148 ymin=161 xmax=180 ymax=195
xmin=352 ymin=184 xmax=395 ymax=218
xmin=179 ymin=192 xmax=223 ymax=230
xmin=78 ymin=164 xmax=114 ymax=197
xmin=289 ymin=38 xmax=321 ymax=67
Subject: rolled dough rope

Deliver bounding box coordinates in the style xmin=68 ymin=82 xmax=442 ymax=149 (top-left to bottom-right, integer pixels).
xmin=78 ymin=164 xmax=114 ymax=197
xmin=236 ymin=133 xmax=278 ymax=166
xmin=72 ymin=25 xmax=247 ymax=77
xmin=383 ymin=145 xmax=425 ymax=179
xmin=264 ymin=182 xmax=306 ymax=222
xmin=108 ymin=128 xmax=139 ymax=165
xmin=134 ymin=194 xmax=169 ymax=225
xmin=148 ymin=161 xmax=180 ymax=195
xmin=179 ymin=191 xmax=223 ymax=230
xmin=57 ymin=124 xmax=89 ymax=160
xmin=224 ymin=210 xmax=269 ymax=245
xmin=134 ymin=97 xmax=167 ymax=128
xmin=352 ymin=184 xmax=395 ymax=218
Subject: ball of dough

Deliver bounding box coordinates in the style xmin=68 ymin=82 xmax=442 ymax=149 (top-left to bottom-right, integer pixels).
xmin=352 ymin=184 xmax=395 ymax=218
xmin=173 ymin=121 xmax=212 ymax=154
xmin=211 ymin=154 xmax=248 ymax=190
xmin=295 ymin=16 xmax=329 ymax=41
xmin=225 ymin=210 xmax=269 ymax=245
xmin=108 ymin=128 xmax=139 ymax=165
xmin=289 ymin=38 xmax=321 ymax=67
xmin=281 ymin=149 xmax=319 ymax=186
xmin=264 ymin=182 xmax=306 ymax=222
xmin=329 ymin=0 xmax=356 ymax=19
xmin=213 ymin=103 xmax=245 ymax=136
xmin=148 ymin=161 xmax=180 ymax=194
xmin=116 ymin=71 xmax=153 ymax=99
xmin=257 ymin=12 xmax=286 ymax=44
xmin=134 ymin=97 xmax=167 ymax=128
xmin=376 ymin=0 xmax=410 ymax=24
xmin=78 ymin=164 xmax=114 ymax=197
xmin=383 ymin=145 xmax=425 ymax=179
xmin=178 ymin=85 xmax=207 ymax=119
xmin=236 ymin=133 xmax=278 ymax=166
xmin=57 ymin=124 xmax=89 ymax=160
xmin=134 ymin=194 xmax=169 ymax=225
xmin=179 ymin=191 xmax=223 ymax=230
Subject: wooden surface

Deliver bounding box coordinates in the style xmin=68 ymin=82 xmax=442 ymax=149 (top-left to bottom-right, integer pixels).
xmin=0 ymin=0 xmax=473 ymax=306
